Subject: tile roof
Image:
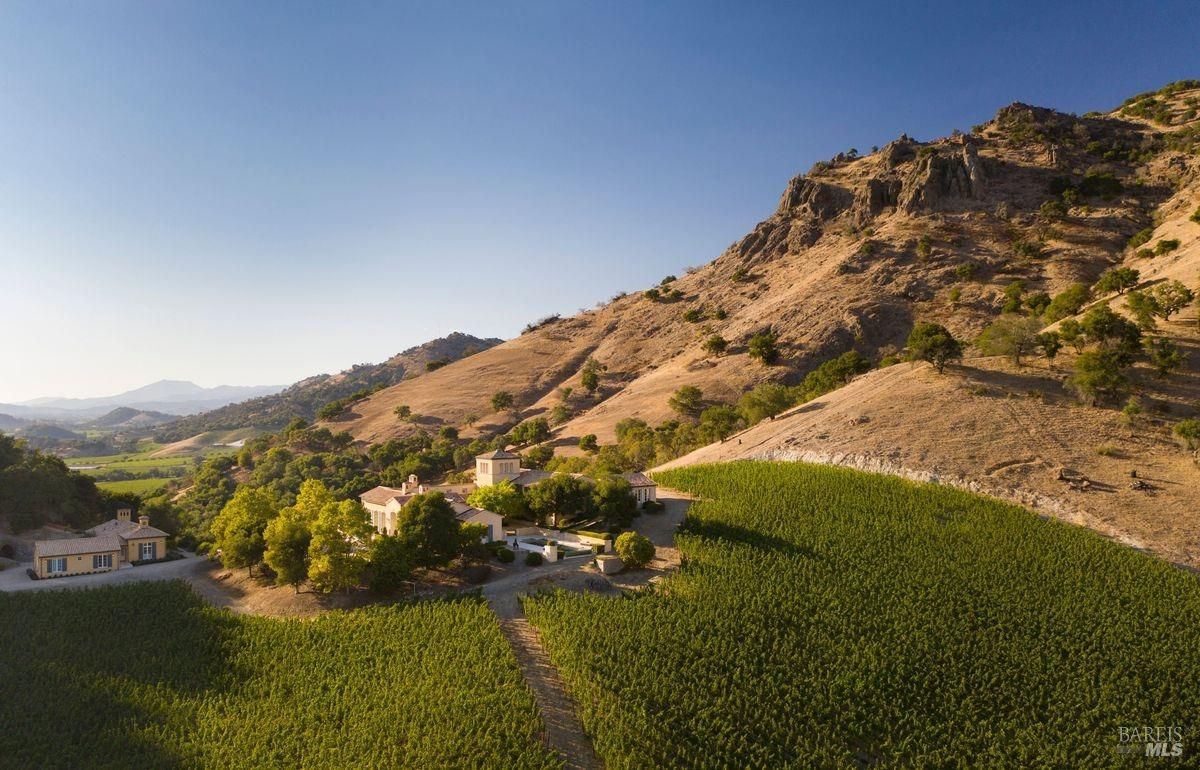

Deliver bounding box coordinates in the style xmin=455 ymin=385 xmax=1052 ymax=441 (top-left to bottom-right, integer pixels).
xmin=360 ymin=486 xmax=407 ymax=506
xmin=122 ymin=524 xmax=170 ymax=540
xmin=623 ymin=471 xmax=656 ymax=487
xmin=512 ymin=469 xmax=552 ymax=486
xmin=90 ymin=518 xmax=169 ymax=540
xmin=476 ymin=449 xmax=519 ymax=460
xmin=35 ymin=536 xmax=122 ymax=559
xmin=360 ymin=486 xmax=468 ymax=508
xmin=450 ymin=501 xmax=501 ymax=521
xmin=91 ymin=518 xmax=133 ymax=537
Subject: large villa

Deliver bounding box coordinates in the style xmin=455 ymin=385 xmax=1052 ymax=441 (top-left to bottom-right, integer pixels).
xmin=359 ymin=450 xmax=658 ymax=541
xmin=360 ymin=478 xmax=504 ymax=542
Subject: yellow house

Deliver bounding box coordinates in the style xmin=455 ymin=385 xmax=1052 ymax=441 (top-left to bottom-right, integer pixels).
xmin=90 ymin=510 xmax=169 ymax=563
xmin=33 ymin=536 xmax=122 ymax=579
xmin=31 ymin=509 xmax=170 ymax=579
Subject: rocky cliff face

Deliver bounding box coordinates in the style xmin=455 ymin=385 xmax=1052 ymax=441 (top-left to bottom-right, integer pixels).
xmin=327 ymin=83 xmax=1199 ymax=449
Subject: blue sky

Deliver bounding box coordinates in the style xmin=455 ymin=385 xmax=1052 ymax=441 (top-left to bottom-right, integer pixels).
xmin=1 ymin=1 xmax=1197 ymax=402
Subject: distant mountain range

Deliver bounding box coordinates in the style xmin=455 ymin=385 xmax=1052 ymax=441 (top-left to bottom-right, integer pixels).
xmin=154 ymin=332 xmax=502 ymax=442
xmin=0 ymin=380 xmax=285 ymax=422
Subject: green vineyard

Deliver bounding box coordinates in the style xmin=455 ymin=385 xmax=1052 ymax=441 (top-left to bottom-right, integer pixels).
xmin=1 ymin=582 xmax=559 ymax=769
xmin=524 ymin=462 xmax=1200 ymax=768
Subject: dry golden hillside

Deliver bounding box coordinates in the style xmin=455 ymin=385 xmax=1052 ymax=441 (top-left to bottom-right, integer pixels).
xmin=327 ymin=83 xmax=1200 ymax=456
xmin=660 ymin=120 xmax=1200 ymax=569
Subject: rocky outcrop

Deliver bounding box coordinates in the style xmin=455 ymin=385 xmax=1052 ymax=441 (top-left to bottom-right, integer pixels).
xmin=775 ymin=176 xmax=854 ymax=219
xmin=856 ymin=176 xmax=904 ymax=218
xmin=899 ymin=141 xmax=988 ymax=213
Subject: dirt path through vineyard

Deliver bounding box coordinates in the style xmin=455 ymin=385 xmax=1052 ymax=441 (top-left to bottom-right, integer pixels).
xmin=488 ymin=591 xmax=602 ymax=770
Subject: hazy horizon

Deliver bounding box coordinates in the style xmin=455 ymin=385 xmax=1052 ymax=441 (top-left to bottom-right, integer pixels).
xmin=2 ymin=0 xmax=1197 ymax=402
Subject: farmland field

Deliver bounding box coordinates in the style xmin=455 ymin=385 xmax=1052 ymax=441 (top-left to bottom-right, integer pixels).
xmin=1 ymin=582 xmax=559 ymax=768
xmin=65 ymin=443 xmax=232 ymax=497
xmin=525 ymin=462 xmax=1200 ymax=768
xmin=93 ymin=477 xmax=172 ymax=495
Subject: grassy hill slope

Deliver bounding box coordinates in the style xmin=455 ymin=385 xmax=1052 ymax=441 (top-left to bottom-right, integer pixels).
xmin=659 ymin=144 xmax=1200 ymax=567
xmin=330 ymin=83 xmax=1199 ymax=451
xmin=158 ymin=332 xmax=501 ymax=441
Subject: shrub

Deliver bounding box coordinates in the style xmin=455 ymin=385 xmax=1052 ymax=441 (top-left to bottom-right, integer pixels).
xmin=1039 ymin=199 xmax=1067 ymax=220
xmin=1154 ymin=239 xmax=1180 ymax=255
xmin=524 ymin=551 xmax=544 ymax=567
xmin=747 ymin=332 xmax=779 ymax=364
xmin=683 ymin=308 xmax=704 ymax=323
xmin=1149 ymin=338 xmax=1185 ymax=378
xmin=549 ymin=403 xmax=571 ymax=425
xmin=1011 ymin=240 xmax=1043 ymax=259
xmin=797 ymin=351 xmax=872 ymax=400
xmin=702 ymin=335 xmax=728 ymax=357
xmin=1002 ymin=281 xmax=1025 ymax=313
xmin=496 ymin=547 xmax=516 ymax=564
xmin=644 ymin=288 xmax=661 ymax=301
xmin=660 ymin=275 xmax=676 ymax=285
xmin=1080 ymin=305 xmax=1142 ymax=361
xmin=523 ymin=444 xmax=554 ymax=469
xmin=1174 ymin=419 xmax=1200 ymax=450
xmin=1191 ymin=206 xmax=1200 ymax=224
xmin=522 ymin=314 xmax=560 ymax=333
xmin=1069 ymin=350 xmax=1130 ymax=405
xmin=579 ymin=434 xmax=599 ymax=453
xmin=1128 ymin=227 xmax=1154 ymax=249
xmin=1043 ymin=283 xmax=1091 ymax=322
xmin=1077 ymin=171 xmax=1123 ymax=198
xmin=614 ymin=531 xmax=655 ymax=568
xmin=642 ymin=499 xmax=665 ymax=513
xmin=1125 ymin=290 xmax=1159 ymax=330
xmin=669 ymin=386 xmax=705 ymax=418
xmin=739 ymin=383 xmax=797 ymax=425
xmin=1025 ymin=292 xmax=1051 ymax=316
xmin=490 ymin=391 xmax=515 ymax=413
xmin=976 ymin=315 xmax=1043 ymax=365
xmin=1035 ymin=331 xmax=1062 ymax=361
xmin=907 ymin=322 xmax=963 ymax=373
xmin=916 ymin=235 xmax=932 ymax=259
xmin=1121 ymin=398 xmax=1143 ymax=423
xmin=1150 ymin=281 xmax=1195 ymax=319
xmin=1094 ymin=267 xmax=1140 ymax=296
xmin=955 ymin=262 xmax=979 ymax=280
